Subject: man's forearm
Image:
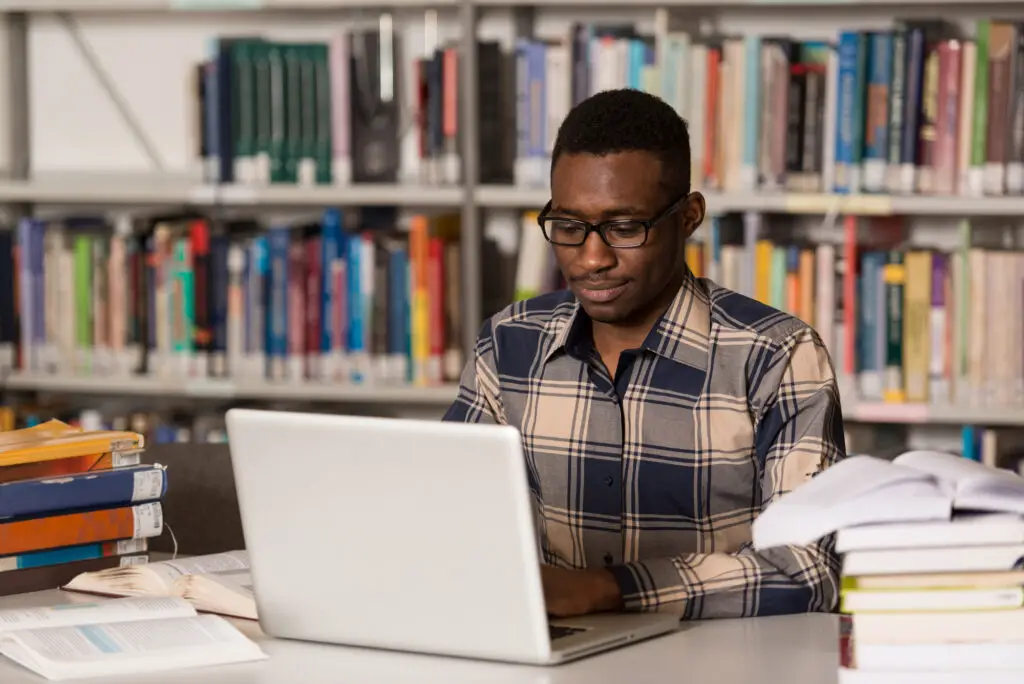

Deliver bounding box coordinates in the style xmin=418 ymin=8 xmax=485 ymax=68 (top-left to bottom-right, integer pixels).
xmin=606 ymin=541 xmax=840 ymax=618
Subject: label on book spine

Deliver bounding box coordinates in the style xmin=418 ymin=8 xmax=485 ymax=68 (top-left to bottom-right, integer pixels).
xmin=119 ymin=554 xmax=150 ymax=567
xmin=132 ymin=503 xmax=163 ymax=539
xmin=116 ymin=539 xmax=149 ymax=555
xmin=112 ymin=450 xmax=143 ymax=469
xmin=132 ymin=469 xmax=165 ymax=503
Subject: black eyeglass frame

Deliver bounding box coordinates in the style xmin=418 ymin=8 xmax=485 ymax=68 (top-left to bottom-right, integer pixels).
xmin=536 ymin=194 xmax=691 ymax=249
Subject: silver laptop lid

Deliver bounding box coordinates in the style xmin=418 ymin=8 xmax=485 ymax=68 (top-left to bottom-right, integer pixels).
xmin=225 ymin=408 xmax=553 ymax=663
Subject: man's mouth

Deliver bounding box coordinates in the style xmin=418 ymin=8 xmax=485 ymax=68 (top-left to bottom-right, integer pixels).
xmin=575 ymin=282 xmax=628 ymax=303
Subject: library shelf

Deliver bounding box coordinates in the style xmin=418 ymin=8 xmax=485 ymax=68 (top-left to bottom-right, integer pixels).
xmin=0 ymin=177 xmax=464 ymax=207
xmin=844 ymin=401 xmax=1024 ymax=428
xmin=474 ymin=185 xmax=1024 ymax=217
xmin=3 ymin=374 xmax=461 ymax=406
xmin=7 ymin=373 xmax=1024 ymax=424
xmin=245 ymin=183 xmax=464 ymax=207
xmin=0 ymin=0 xmax=1013 ymax=7
xmin=471 ymin=0 xmax=1014 ymax=5
xmin=8 ymin=176 xmax=1023 ymax=215
xmin=0 ymin=0 xmax=457 ymax=11
xmin=0 ymin=176 xmax=204 ymax=205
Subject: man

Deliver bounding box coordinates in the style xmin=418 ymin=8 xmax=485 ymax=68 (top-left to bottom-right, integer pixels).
xmin=443 ymin=89 xmax=845 ymax=620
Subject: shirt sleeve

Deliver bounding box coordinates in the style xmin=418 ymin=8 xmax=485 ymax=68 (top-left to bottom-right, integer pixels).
xmin=606 ymin=326 xmax=845 ymax=618
xmin=442 ymin=319 xmax=506 ymax=425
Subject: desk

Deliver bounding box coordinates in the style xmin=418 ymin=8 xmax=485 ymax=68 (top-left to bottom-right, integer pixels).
xmin=0 ymin=590 xmax=840 ymax=683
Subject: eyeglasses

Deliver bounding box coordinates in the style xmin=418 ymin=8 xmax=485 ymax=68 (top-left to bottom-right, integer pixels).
xmin=536 ymin=195 xmax=689 ymax=249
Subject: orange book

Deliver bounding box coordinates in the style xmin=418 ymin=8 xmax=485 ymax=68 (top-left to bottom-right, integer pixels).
xmin=0 ymin=450 xmax=142 ymax=484
xmin=0 ymin=502 xmax=162 ymax=556
xmin=0 ymin=419 xmax=143 ymax=468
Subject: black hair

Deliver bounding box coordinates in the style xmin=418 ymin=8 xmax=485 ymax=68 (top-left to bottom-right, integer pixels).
xmin=551 ymin=88 xmax=691 ymax=197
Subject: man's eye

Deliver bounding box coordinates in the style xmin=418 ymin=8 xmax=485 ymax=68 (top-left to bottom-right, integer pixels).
xmin=550 ymin=221 xmax=583 ymax=233
xmin=608 ymin=224 xmax=644 ymax=237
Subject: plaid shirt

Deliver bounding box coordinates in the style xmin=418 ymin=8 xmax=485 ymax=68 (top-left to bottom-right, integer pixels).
xmin=443 ymin=268 xmax=845 ymax=618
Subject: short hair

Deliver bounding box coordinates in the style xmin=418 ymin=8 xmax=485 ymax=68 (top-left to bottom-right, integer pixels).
xmin=551 ymin=89 xmax=691 ymax=197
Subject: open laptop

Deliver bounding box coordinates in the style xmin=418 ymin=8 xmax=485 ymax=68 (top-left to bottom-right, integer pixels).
xmin=224 ymin=408 xmax=680 ymax=665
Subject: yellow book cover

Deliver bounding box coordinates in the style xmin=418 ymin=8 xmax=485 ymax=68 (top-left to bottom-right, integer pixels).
xmin=685 ymin=243 xmax=703 ymax=278
xmin=409 ymin=215 xmax=430 ymax=386
xmin=0 ymin=420 xmax=144 ymax=468
xmin=754 ymin=239 xmax=774 ymax=305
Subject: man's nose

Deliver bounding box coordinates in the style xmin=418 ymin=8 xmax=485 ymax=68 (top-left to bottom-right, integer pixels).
xmin=577 ymin=230 xmax=617 ymax=272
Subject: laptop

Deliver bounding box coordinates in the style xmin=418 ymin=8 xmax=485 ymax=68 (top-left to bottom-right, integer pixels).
xmin=224 ymin=408 xmax=680 ymax=665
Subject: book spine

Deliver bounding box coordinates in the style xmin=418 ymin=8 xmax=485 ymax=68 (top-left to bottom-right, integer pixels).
xmin=0 ymin=502 xmax=162 ymax=556
xmin=0 ymin=539 xmax=148 ymax=573
xmin=886 ymin=23 xmax=907 ymax=193
xmin=883 ymin=251 xmax=907 ymax=403
xmin=863 ymin=32 xmax=892 ymax=193
xmin=970 ymin=20 xmax=991 ymax=195
xmin=0 ymin=465 xmax=165 ymax=520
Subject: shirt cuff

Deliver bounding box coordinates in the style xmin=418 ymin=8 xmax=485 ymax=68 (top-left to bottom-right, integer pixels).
xmin=606 ymin=558 xmax=692 ymax=613
xmin=605 ymin=562 xmax=652 ymax=612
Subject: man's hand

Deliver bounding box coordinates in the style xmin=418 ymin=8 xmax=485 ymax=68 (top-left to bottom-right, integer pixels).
xmin=540 ymin=565 xmax=623 ymax=618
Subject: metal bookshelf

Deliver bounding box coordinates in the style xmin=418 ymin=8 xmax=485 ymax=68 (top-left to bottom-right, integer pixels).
xmin=0 ymin=176 xmax=465 ymax=207
xmin=6 ymin=175 xmax=1024 ymax=217
xmin=0 ymin=0 xmax=458 ymax=11
xmin=0 ymin=0 xmax=1009 ymax=9
xmin=0 ymin=0 xmax=1020 ymax=426
xmin=8 ymin=372 xmax=1024 ymax=426
xmin=3 ymin=373 xmax=460 ymax=405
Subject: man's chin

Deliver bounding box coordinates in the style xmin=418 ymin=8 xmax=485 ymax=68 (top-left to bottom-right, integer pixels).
xmin=577 ymin=299 xmax=631 ymax=325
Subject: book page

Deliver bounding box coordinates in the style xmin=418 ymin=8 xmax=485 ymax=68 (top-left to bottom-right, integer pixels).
xmin=895 ymin=450 xmax=1024 ymax=513
xmin=177 ymin=570 xmax=258 ymax=620
xmin=142 ymin=551 xmax=250 ymax=584
xmin=0 ymin=597 xmax=195 ymax=633
xmin=0 ymin=614 xmax=267 ymax=679
xmin=752 ymin=455 xmax=949 ymax=549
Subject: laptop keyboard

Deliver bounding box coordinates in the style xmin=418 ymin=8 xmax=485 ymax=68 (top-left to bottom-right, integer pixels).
xmin=549 ymin=625 xmax=587 ymax=641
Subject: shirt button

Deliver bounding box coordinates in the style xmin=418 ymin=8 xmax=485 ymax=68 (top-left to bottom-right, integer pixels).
xmin=603 ymin=553 xmax=614 ymax=565
xmin=604 ymin=476 xmax=614 ymax=487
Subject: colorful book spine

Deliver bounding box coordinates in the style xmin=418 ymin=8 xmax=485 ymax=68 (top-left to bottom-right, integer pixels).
xmin=0 ymin=502 xmax=163 ymax=556
xmin=0 ymin=539 xmax=148 ymax=572
xmin=0 ymin=464 xmax=166 ymax=520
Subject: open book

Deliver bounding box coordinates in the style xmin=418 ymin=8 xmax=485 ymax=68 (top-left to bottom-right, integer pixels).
xmin=62 ymin=551 xmax=257 ymax=620
xmin=0 ymin=596 xmax=266 ymax=681
xmin=752 ymin=450 xmax=1024 ymax=550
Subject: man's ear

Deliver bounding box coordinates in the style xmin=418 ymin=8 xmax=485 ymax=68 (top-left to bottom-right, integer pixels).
xmin=681 ymin=192 xmax=706 ymax=239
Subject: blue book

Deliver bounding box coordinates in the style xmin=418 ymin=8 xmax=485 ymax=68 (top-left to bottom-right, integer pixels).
xmin=266 ymin=227 xmax=290 ymax=380
xmin=0 ymin=464 xmax=166 ymax=521
xmin=834 ymin=31 xmax=862 ymax=194
xmin=320 ymin=208 xmax=343 ymax=358
xmin=863 ymin=32 xmax=893 ymax=192
xmin=0 ymin=540 xmax=148 ymax=571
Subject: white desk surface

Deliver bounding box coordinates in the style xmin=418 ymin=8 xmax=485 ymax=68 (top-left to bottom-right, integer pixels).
xmin=0 ymin=589 xmax=841 ymax=684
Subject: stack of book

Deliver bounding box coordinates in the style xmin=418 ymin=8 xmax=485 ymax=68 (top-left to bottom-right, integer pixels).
xmin=752 ymin=449 xmax=1024 ymax=684
xmin=0 ymin=420 xmax=165 ymax=596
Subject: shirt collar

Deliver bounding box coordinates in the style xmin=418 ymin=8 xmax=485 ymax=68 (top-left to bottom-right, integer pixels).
xmin=545 ymin=267 xmax=711 ymax=371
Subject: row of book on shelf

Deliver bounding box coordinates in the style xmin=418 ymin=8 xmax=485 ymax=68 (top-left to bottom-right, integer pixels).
xmin=5 ymin=204 xmax=1024 ymax=416
xmin=204 ymin=13 xmax=1024 ymax=198
xmin=0 ymin=208 xmax=466 ymax=387
xmin=194 ymin=12 xmax=462 ymax=188
xmin=626 ymin=17 xmax=1024 ymax=197
xmin=752 ymin=448 xmax=1024 ymax=683
xmin=646 ymin=212 xmax=1023 ymax=411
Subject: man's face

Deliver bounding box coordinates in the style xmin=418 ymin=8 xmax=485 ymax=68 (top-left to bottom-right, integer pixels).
xmin=548 ymin=150 xmax=702 ymax=326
